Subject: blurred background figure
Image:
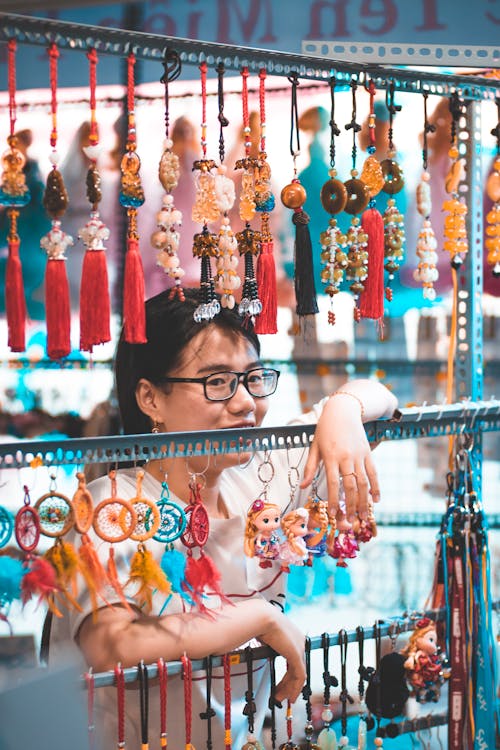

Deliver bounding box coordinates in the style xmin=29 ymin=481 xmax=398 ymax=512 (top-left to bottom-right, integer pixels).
xmin=0 ymin=128 xmax=50 ymax=320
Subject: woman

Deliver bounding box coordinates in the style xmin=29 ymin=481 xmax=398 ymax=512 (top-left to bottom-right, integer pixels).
xmin=49 ymin=288 xmax=397 ymax=749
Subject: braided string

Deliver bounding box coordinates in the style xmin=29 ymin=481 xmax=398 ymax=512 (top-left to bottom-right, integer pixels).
xmin=217 ymin=63 xmax=229 ymax=163
xmin=259 ymin=68 xmax=266 ymax=153
xmin=182 ymin=654 xmax=193 ymax=750
xmin=7 ymin=39 xmax=17 ymax=138
xmin=86 ymin=48 xmax=99 ymax=146
xmin=223 ymin=653 xmax=232 ymax=750
xmin=126 ymin=53 xmax=136 ymax=145
xmin=138 ymin=660 xmax=149 ymax=750
xmin=241 ymin=66 xmax=250 ymax=157
xmin=200 ymin=61 xmax=208 ymax=158
xmin=48 ymin=43 xmax=60 ymax=148
xmin=115 ymin=663 xmax=126 ymax=749
xmin=158 ymin=658 xmax=168 ymax=749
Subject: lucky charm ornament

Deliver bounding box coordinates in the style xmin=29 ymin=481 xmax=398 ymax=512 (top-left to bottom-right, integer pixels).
xmin=485 ymin=98 xmax=500 ymax=276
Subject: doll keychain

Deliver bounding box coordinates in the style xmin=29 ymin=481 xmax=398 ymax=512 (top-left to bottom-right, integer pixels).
xmin=279 ymin=447 xmax=309 ymax=570
xmin=244 ymin=452 xmax=281 ymax=567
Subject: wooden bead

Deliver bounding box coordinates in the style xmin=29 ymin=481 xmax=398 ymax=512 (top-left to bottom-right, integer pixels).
xmin=320 ymin=178 xmax=348 ymax=214
xmin=281 ymin=181 xmax=306 ymax=209
xmin=381 ymin=158 xmax=404 ymax=194
xmin=343 ymin=178 xmax=370 ymax=215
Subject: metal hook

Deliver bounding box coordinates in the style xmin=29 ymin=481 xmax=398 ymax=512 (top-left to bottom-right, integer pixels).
xmin=416 ymin=402 xmax=427 ymax=422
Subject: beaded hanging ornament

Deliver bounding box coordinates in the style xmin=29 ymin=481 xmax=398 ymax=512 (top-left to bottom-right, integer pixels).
xmin=358 ymin=81 xmax=386 ymax=325
xmin=337 ymin=630 xmax=355 ymax=749
xmin=316 ymin=633 xmax=338 ymax=750
xmin=153 ymin=49 xmax=186 ymax=299
xmin=92 ymin=470 xmax=137 ymax=611
xmin=281 ymin=72 xmax=319 ymax=320
xmin=125 ymin=470 xmax=172 ymax=614
xmin=319 ymin=77 xmax=348 ymax=326
xmin=413 ymin=93 xmax=439 ymax=301
xmin=41 ymin=42 xmax=73 ymax=360
xmin=244 ymin=453 xmax=281 ymax=568
xmin=242 ymin=646 xmax=264 ymax=750
xmin=192 ymin=61 xmax=220 ymax=322
xmin=236 ymin=67 xmax=263 ymax=320
xmin=213 ymin=63 xmax=240 ymax=311
xmin=442 ymin=92 xmax=468 ymax=269
xmin=343 ymin=80 xmax=370 ymax=322
xmin=379 ymin=83 xmax=405 ymax=303
xmin=120 ymin=53 xmax=147 ymax=344
xmin=254 ymin=68 xmax=278 ymax=334
xmin=0 ymin=39 xmax=29 ymax=352
xmin=485 ymin=97 xmax=500 ymax=277
xmin=78 ymin=48 xmax=111 ymax=353
xmin=302 ymin=638 xmax=321 ymax=750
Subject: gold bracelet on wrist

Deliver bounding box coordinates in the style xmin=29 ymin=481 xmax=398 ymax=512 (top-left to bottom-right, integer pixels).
xmin=331 ymin=390 xmax=366 ymax=420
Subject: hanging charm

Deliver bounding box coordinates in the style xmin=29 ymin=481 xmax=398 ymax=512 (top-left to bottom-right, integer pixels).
xmin=236 ymin=67 xmax=262 ymax=320
xmin=244 ymin=453 xmax=281 ymax=568
xmin=358 ymin=80 xmax=385 ymax=325
xmin=155 ymin=478 xmax=192 ymax=611
xmin=154 ymin=49 xmax=186 ymax=299
xmin=343 ymin=80 xmax=370 ymax=322
xmin=223 ymin=653 xmax=233 ymax=750
xmin=442 ymin=92 xmax=468 ymax=269
xmin=320 ymin=77 xmax=348 ymax=325
xmin=337 ymin=630 xmax=355 ymax=748
xmin=254 ymin=68 xmax=278 ymax=334
xmin=242 ymin=646 xmax=264 ymax=750
xmin=120 ymin=52 xmax=147 ymax=344
xmin=380 ymin=82 xmax=405 ymax=302
xmin=213 ymin=63 xmax=240 ymax=311
xmin=485 ymin=97 xmax=500 ymax=277
xmin=1 ymin=39 xmax=29 ymax=352
xmin=301 ymin=638 xmax=321 ymax=750
xmin=79 ymin=48 xmax=111 ymax=353
xmin=192 ymin=61 xmax=220 ymax=322
xmin=281 ymin=72 xmax=318 ymax=320
xmin=414 ymin=93 xmax=439 ymax=300
xmin=304 ymin=478 xmax=330 ymax=561
xmin=40 ymin=42 xmax=73 ymax=359
xmin=317 ymin=634 xmax=338 ymax=750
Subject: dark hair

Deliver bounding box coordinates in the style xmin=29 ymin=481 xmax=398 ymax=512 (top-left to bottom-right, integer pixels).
xmin=115 ymin=287 xmax=260 ymax=435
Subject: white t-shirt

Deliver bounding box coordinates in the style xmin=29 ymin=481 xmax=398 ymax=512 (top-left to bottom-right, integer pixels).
xmin=49 ymin=400 xmax=328 ymax=750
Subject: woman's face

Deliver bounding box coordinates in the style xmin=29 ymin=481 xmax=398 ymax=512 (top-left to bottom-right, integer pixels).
xmin=142 ymin=326 xmax=269 ymax=470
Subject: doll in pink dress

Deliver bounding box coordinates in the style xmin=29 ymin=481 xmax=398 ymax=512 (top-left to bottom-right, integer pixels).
xmin=279 ymin=507 xmax=310 ymax=571
xmin=244 ymin=498 xmax=281 ymax=568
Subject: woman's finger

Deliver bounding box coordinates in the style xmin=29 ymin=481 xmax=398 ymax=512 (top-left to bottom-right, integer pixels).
xmin=364 ymin=453 xmax=381 ymax=502
xmin=300 ymin=439 xmax=320 ymax=488
xmin=339 ymin=470 xmax=357 ymax=521
xmin=354 ymin=461 xmax=369 ymax=520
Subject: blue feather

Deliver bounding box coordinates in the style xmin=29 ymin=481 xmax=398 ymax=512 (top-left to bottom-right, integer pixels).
xmin=159 ymin=548 xmax=194 ymax=613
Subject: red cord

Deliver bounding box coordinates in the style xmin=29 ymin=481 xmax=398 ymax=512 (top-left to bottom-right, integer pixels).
xmin=366 ymin=79 xmax=376 ymax=149
xmin=48 ymin=43 xmax=60 ymax=148
xmin=127 ymin=53 xmax=136 ymax=145
xmin=86 ymin=48 xmax=99 ymax=146
xmin=199 ymin=61 xmax=207 ymax=157
xmin=223 ymin=654 xmax=232 ymax=750
xmin=241 ymin=66 xmax=250 ymax=156
xmin=182 ymin=654 xmax=193 ymax=750
xmin=115 ymin=663 xmax=126 ymax=748
xmin=259 ymin=68 xmax=266 ymax=153
xmin=286 ymin=699 xmax=293 ymax=741
xmin=158 ymin=658 xmax=168 ymax=748
xmin=85 ymin=670 xmax=95 ymax=750
xmin=7 ymin=39 xmax=17 ymax=138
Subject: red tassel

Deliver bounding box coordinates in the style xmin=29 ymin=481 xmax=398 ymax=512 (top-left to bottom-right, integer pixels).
xmin=196 ymin=550 xmax=233 ymax=606
xmin=6 ymin=234 xmax=26 ymax=353
xmin=79 ymin=249 xmax=111 ymax=352
xmin=359 ymin=207 xmax=384 ymax=321
xmin=45 ymin=258 xmax=71 ymax=359
xmin=21 ymin=557 xmax=59 ymax=606
xmin=254 ymin=239 xmax=277 ymax=334
xmin=123 ymin=236 xmax=147 ymax=344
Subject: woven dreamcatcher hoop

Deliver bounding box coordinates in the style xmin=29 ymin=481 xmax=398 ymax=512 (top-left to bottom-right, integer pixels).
xmin=34 ymin=477 xmax=74 ymax=538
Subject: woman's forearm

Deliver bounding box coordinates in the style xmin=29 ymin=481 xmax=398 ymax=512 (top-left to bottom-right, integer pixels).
xmin=332 ymin=378 xmax=398 ymax=422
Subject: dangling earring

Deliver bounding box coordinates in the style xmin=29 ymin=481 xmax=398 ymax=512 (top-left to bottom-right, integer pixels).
xmin=152 ymin=420 xmax=161 ymax=434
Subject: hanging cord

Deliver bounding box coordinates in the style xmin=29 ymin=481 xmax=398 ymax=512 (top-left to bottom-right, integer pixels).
xmin=115 ymin=663 xmax=126 ymax=749
xmin=223 ymin=654 xmax=232 ymax=750
xmin=217 ymin=63 xmax=229 ymax=163
xmin=491 ymin=97 xmax=500 ymax=154
xmin=7 ymin=39 xmax=17 ymax=137
xmin=302 ymin=637 xmax=314 ymax=748
xmin=385 ymin=80 xmax=401 ymax=153
xmin=241 ymin=66 xmax=251 ymax=157
xmin=48 ymin=42 xmax=59 ymax=148
xmin=86 ymin=48 xmax=99 ymax=147
xmin=200 ymin=60 xmax=208 ymax=158
xmin=449 ymin=91 xmax=464 ymax=146
xmin=259 ymin=68 xmax=267 ymax=153
xmin=268 ymin=653 xmax=278 ymax=750
xmin=365 ymin=78 xmax=377 ymax=152
xmin=160 ymin=49 xmax=181 ymax=140
xmin=373 ymin=620 xmax=384 ymax=736
xmin=243 ymin=646 xmax=256 ymax=736
xmin=339 ymin=629 xmax=354 ymax=739
xmin=422 ymin=92 xmax=436 ymax=171
xmin=182 ymin=654 xmax=193 ymax=750
xmin=288 ymin=72 xmax=301 ymax=163
xmin=328 ymin=76 xmax=341 ymax=168
xmin=126 ymin=53 xmax=137 ymax=146
xmin=345 ymin=79 xmax=361 ymax=171
xmin=85 ymin=669 xmax=95 ymax=750
xmin=158 ymin=658 xmax=168 ymax=749
xmin=200 ymin=655 xmax=216 ymax=750
xmin=139 ymin=660 xmax=149 ymax=750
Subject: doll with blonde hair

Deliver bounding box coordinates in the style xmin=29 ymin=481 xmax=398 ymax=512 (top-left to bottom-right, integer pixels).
xmin=244 ymin=498 xmax=281 ymax=566
xmin=279 ymin=507 xmax=310 ymax=570
xmin=401 ymin=618 xmax=446 ymax=710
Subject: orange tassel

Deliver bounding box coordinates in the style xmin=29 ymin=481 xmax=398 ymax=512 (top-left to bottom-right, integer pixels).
xmin=79 ymin=249 xmax=111 ymax=352
xmin=46 ymin=258 xmax=71 ymax=359
xmin=359 ymin=207 xmax=384 ymax=321
xmin=127 ymin=545 xmax=171 ymax=614
xmin=78 ymin=533 xmax=111 ymax=618
xmin=107 ymin=546 xmax=133 ymax=613
xmin=6 ymin=228 xmax=26 ymax=353
xmin=123 ymin=236 xmax=147 ymax=344
xmin=254 ymin=239 xmax=277 ymax=334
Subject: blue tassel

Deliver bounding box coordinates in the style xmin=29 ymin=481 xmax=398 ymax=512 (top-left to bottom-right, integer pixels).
xmin=159 ymin=548 xmax=194 ymax=614
xmin=0 ymin=556 xmax=25 ymax=605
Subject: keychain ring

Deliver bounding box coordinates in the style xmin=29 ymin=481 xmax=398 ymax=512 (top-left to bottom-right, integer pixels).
xmin=257 ymin=457 xmax=275 ymax=485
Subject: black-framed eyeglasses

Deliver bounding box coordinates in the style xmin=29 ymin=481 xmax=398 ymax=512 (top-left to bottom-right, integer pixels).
xmin=157 ymin=367 xmax=280 ymax=402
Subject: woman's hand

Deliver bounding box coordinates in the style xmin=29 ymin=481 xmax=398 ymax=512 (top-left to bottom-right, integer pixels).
xmin=300 ymin=380 xmax=398 ymax=520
